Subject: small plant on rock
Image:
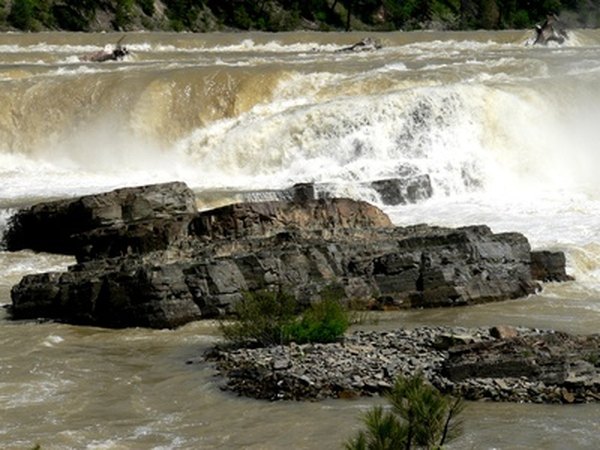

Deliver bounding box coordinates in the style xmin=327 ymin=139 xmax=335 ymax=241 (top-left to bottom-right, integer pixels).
xmin=220 ymin=286 xmax=351 ymax=347
xmin=345 ymin=373 xmax=464 ymax=450
xmin=220 ymin=289 xmax=297 ymax=347
xmin=284 ymin=295 xmax=349 ymax=344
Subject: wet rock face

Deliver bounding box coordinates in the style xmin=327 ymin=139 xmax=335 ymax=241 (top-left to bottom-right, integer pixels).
xmin=3 ymin=181 xmax=197 ymax=259
xmin=189 ymin=197 xmax=393 ymax=241
xmin=531 ymin=250 xmax=574 ymax=282
xmin=237 ymin=174 xmax=434 ymax=207
xmin=533 ymin=14 xmax=568 ymax=45
xmin=5 ymin=181 xmax=568 ymax=329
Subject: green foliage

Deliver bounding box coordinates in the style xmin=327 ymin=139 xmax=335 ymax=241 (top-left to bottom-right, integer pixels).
xmin=220 ymin=287 xmax=350 ymax=347
xmin=346 ymin=406 xmax=409 ymax=450
xmin=511 ymin=9 xmax=531 ymax=28
xmin=52 ymin=0 xmax=96 ymax=31
xmin=584 ymin=352 xmax=600 ymax=366
xmin=220 ymin=290 xmax=298 ymax=347
xmin=346 ymin=373 xmax=465 ymax=450
xmin=165 ymin=0 xmax=202 ymax=31
xmin=283 ymin=295 xmax=349 ymax=344
xmin=8 ymin=0 xmax=36 ymax=30
xmin=6 ymin=0 xmax=54 ymax=30
xmin=115 ymin=0 xmax=134 ymax=29
xmin=136 ymin=0 xmax=154 ymax=16
xmin=0 ymin=0 xmax=589 ymax=31
xmin=480 ymin=0 xmax=500 ymax=28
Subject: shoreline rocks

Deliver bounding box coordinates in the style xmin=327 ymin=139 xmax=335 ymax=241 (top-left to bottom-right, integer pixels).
xmin=3 ymin=182 xmax=570 ymax=329
xmin=207 ymin=325 xmax=600 ymax=404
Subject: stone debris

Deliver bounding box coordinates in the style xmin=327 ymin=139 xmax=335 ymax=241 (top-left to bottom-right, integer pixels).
xmin=208 ymin=326 xmax=600 ymax=404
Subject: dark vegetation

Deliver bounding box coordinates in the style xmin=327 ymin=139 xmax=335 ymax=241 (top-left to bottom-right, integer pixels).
xmin=0 ymin=0 xmax=597 ymax=32
xmin=219 ymin=288 xmax=350 ymax=347
xmin=345 ymin=373 xmax=464 ymax=450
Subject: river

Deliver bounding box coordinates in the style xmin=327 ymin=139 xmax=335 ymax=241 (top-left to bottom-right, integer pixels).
xmin=1 ymin=30 xmax=599 ymax=449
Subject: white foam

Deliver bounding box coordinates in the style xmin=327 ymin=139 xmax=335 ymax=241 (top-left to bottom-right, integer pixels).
xmin=42 ymin=335 xmax=65 ymax=347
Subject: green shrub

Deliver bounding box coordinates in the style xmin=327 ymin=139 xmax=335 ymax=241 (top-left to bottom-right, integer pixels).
xmin=115 ymin=0 xmax=134 ymax=30
xmin=52 ymin=0 xmax=96 ymax=31
xmin=284 ymin=296 xmax=349 ymax=344
xmin=220 ymin=289 xmax=298 ymax=347
xmin=220 ymin=287 xmax=350 ymax=347
xmin=346 ymin=373 xmax=464 ymax=450
xmin=8 ymin=0 xmax=36 ymax=30
xmin=136 ymin=0 xmax=155 ymax=16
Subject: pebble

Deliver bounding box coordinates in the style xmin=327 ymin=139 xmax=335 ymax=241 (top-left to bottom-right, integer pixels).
xmin=208 ymin=325 xmax=600 ymax=403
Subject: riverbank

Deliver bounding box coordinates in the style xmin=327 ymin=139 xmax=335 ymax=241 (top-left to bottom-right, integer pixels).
xmin=207 ymin=325 xmax=600 ymax=404
xmin=0 ymin=0 xmax=591 ymax=34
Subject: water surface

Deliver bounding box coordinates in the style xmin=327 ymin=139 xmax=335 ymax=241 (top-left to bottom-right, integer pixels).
xmin=1 ymin=30 xmax=600 ymax=449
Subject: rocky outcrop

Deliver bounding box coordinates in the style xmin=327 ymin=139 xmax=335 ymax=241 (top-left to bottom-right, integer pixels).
xmin=4 ymin=182 xmax=568 ymax=328
xmin=370 ymin=175 xmax=433 ymax=206
xmin=9 ymin=225 xmax=541 ymax=328
xmin=207 ymin=326 xmax=600 ymax=404
xmin=336 ymin=37 xmax=382 ymax=53
xmin=531 ymin=250 xmax=574 ymax=282
xmin=191 ymin=196 xmax=392 ymax=241
xmin=238 ymin=174 xmax=434 ymax=207
xmin=533 ymin=14 xmax=568 ymax=45
xmin=4 ymin=181 xmax=196 ymax=260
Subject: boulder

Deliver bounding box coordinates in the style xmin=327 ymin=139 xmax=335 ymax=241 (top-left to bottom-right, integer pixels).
xmin=3 ymin=182 xmax=197 ymax=261
xmin=4 ymin=181 xmax=570 ymax=328
xmin=441 ymin=332 xmax=600 ymax=402
xmin=489 ymin=325 xmax=519 ymax=339
xmin=336 ymin=37 xmax=382 ymax=53
xmin=11 ymin=259 xmax=202 ymax=328
xmin=237 ymin=176 xmax=434 ymax=207
xmin=531 ymin=250 xmax=573 ymax=282
xmin=533 ymin=14 xmax=568 ymax=45
xmin=370 ymin=175 xmax=433 ymax=205
xmin=371 ymin=225 xmax=538 ymax=308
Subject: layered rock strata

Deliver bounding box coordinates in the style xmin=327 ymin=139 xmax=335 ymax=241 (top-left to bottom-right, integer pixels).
xmin=4 ymin=182 xmax=568 ymax=328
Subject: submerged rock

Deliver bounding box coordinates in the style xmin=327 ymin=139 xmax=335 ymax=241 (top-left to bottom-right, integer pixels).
xmin=336 ymin=37 xmax=382 ymax=53
xmin=532 ymin=14 xmax=568 ymax=46
xmin=237 ymin=174 xmax=434 ymax=207
xmin=4 ymin=181 xmax=569 ymax=329
xmin=369 ymin=175 xmax=433 ymax=206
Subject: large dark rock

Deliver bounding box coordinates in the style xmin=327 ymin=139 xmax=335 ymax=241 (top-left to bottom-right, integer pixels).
xmin=441 ymin=331 xmax=600 ymax=402
xmin=3 ymin=181 xmax=196 ymax=260
xmin=11 ymin=259 xmax=202 ymax=328
xmin=533 ymin=14 xmax=568 ymax=45
xmin=371 ymin=225 xmax=538 ymax=308
xmin=190 ymin=197 xmax=392 ymax=241
xmin=5 ymin=181 xmax=570 ymax=329
xmin=370 ymin=175 xmax=433 ymax=206
xmin=234 ymin=175 xmax=434 ymax=207
xmin=531 ymin=250 xmax=574 ymax=282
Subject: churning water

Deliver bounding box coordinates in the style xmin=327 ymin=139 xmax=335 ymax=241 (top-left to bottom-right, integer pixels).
xmin=1 ymin=30 xmax=600 ymax=449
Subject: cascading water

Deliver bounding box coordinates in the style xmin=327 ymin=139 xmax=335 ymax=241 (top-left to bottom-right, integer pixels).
xmin=1 ymin=30 xmax=600 ymax=449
